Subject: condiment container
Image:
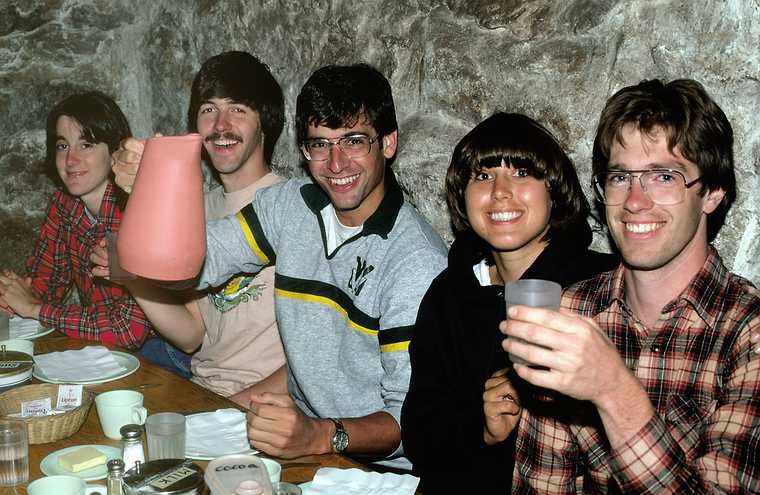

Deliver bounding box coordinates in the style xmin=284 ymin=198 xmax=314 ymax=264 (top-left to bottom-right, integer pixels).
xmin=0 ymin=347 xmax=33 ymax=392
xmin=204 ymin=454 xmax=273 ymax=495
xmin=123 ymin=459 xmax=204 ymax=495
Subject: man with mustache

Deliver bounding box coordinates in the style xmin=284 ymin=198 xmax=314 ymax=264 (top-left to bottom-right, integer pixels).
xmin=101 ymin=51 xmax=286 ymax=400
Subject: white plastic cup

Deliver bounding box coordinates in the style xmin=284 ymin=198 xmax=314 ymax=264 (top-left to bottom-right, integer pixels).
xmin=504 ymin=279 xmax=561 ymax=365
xmin=0 ymin=419 xmax=28 ymax=486
xmin=146 ymin=412 xmax=186 ymax=460
xmin=95 ymin=390 xmax=148 ymax=439
xmin=27 ymin=475 xmax=86 ymax=495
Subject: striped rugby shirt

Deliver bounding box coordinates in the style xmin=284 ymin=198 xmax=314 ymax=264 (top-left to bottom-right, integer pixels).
xmin=197 ymin=174 xmax=446 ymax=462
xmin=513 ymin=247 xmax=760 ymax=493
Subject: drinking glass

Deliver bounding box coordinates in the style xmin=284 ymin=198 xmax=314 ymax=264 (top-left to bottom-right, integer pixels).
xmin=0 ymin=419 xmax=28 ymax=486
xmin=146 ymin=412 xmax=186 ymax=460
xmin=504 ymin=279 xmax=561 ymax=366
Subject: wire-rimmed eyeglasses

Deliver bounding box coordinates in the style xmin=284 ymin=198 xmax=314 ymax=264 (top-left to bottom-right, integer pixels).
xmin=593 ymin=169 xmax=702 ymax=206
xmin=300 ymin=134 xmax=380 ymax=162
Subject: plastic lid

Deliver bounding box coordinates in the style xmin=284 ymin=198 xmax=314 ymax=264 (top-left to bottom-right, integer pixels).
xmin=204 ymin=455 xmax=273 ymax=495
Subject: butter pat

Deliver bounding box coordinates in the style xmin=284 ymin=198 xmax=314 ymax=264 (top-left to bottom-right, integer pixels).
xmin=58 ymin=446 xmax=107 ymax=472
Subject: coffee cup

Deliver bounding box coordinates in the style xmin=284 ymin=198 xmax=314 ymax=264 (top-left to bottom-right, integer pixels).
xmin=27 ymin=475 xmax=86 ymax=495
xmin=261 ymin=457 xmax=282 ymax=484
xmin=95 ymin=390 xmax=147 ymax=439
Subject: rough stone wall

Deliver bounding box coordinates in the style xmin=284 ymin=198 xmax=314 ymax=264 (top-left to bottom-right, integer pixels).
xmin=1 ymin=0 xmax=758 ymax=283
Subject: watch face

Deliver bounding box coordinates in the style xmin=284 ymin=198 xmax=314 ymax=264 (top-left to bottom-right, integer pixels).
xmin=333 ymin=430 xmax=349 ymax=452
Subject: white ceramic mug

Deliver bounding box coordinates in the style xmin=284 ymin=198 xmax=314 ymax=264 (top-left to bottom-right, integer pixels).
xmin=261 ymin=457 xmax=282 ymax=484
xmin=95 ymin=390 xmax=147 ymax=439
xmin=27 ymin=475 xmax=86 ymax=495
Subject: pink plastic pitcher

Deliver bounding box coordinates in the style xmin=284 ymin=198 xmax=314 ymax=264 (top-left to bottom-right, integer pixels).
xmin=117 ymin=134 xmax=206 ymax=280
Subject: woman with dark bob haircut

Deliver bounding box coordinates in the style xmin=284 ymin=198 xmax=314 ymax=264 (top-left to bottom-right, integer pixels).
xmin=0 ymin=91 xmax=156 ymax=351
xmin=401 ymin=112 xmax=618 ymax=492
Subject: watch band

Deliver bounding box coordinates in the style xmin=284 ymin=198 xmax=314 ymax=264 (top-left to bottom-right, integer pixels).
xmin=330 ymin=417 xmax=349 ymax=453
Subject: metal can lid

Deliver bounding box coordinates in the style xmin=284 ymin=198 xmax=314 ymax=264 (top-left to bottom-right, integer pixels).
xmin=108 ymin=458 xmax=125 ymax=473
xmin=120 ymin=423 xmax=144 ymax=439
xmin=0 ymin=349 xmax=33 ymax=378
xmin=124 ymin=459 xmax=204 ymax=494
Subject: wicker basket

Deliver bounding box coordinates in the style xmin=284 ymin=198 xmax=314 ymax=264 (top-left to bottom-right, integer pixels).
xmin=0 ymin=383 xmax=94 ymax=444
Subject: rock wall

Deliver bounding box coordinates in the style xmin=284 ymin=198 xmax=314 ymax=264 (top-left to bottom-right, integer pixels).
xmin=1 ymin=0 xmax=758 ymax=283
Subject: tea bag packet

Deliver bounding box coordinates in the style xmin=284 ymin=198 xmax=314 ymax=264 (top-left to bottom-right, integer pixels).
xmin=33 ymin=346 xmax=125 ymax=381
xmin=56 ymin=384 xmax=84 ymax=410
xmin=16 ymin=385 xmax=83 ymax=417
xmin=185 ymin=408 xmax=249 ymax=457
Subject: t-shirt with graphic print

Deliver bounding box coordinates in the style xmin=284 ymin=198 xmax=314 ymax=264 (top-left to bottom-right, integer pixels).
xmin=190 ymin=172 xmax=286 ymax=397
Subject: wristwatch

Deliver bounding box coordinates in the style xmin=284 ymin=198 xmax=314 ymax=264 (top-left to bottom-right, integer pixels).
xmin=330 ymin=418 xmax=349 ymax=453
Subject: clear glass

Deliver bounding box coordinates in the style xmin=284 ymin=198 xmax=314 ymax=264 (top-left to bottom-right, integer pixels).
xmin=0 ymin=419 xmax=28 ymax=486
xmin=593 ymin=169 xmax=701 ymax=206
xmin=300 ymin=134 xmax=379 ymax=161
xmin=146 ymin=413 xmax=186 ymax=460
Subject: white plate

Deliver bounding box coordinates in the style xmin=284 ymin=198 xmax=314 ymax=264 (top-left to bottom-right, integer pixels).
xmin=40 ymin=444 xmax=121 ymax=481
xmin=9 ymin=316 xmax=54 ymax=340
xmin=300 ymin=481 xmax=313 ymax=494
xmin=33 ymin=351 xmax=140 ymax=385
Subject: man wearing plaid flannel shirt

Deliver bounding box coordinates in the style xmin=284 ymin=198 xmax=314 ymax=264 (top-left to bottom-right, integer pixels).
xmin=502 ymin=79 xmax=759 ymax=493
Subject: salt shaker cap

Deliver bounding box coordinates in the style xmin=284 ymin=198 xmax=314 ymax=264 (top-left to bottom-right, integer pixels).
xmin=120 ymin=423 xmax=144 ymax=439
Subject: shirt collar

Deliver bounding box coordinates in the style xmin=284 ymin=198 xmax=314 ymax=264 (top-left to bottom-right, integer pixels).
xmin=300 ymin=171 xmax=403 ymax=239
xmin=609 ymin=246 xmax=727 ymax=330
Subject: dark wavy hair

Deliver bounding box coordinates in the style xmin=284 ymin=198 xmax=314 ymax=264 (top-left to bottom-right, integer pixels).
xmin=592 ymin=79 xmax=735 ymax=241
xmin=45 ymin=91 xmax=131 ymax=183
xmin=187 ymin=51 xmax=285 ymax=164
xmin=295 ymin=64 xmax=398 ymax=147
xmin=446 ymin=112 xmax=591 ymax=243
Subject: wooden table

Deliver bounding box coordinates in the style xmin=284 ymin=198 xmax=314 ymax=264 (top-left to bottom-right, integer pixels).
xmin=1 ymin=333 xmax=364 ymax=494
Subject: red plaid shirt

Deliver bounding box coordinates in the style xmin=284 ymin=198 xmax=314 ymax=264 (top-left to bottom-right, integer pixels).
xmin=26 ymin=183 xmax=153 ymax=349
xmin=513 ymin=247 xmax=760 ymax=494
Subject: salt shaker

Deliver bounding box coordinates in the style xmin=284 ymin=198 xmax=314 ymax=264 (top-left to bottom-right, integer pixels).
xmin=120 ymin=423 xmax=146 ymax=470
xmin=107 ymin=458 xmax=125 ymax=495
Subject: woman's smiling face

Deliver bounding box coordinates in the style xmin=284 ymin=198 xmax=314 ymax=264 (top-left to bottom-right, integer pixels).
xmin=464 ymin=159 xmax=552 ymax=254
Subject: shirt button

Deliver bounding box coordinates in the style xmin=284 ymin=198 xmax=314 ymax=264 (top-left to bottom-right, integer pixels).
xmin=650 ymin=344 xmax=662 ymax=353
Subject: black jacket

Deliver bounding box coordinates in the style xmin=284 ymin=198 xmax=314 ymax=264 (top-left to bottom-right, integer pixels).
xmin=401 ymin=229 xmax=618 ymax=493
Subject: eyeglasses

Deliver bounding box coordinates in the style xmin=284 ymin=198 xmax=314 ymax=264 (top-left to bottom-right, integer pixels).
xmin=593 ymin=169 xmax=702 ymax=206
xmin=300 ymin=134 xmax=379 ymax=162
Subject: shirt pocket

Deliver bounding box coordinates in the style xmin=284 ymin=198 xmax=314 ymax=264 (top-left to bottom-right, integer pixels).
xmin=664 ymin=393 xmax=716 ymax=463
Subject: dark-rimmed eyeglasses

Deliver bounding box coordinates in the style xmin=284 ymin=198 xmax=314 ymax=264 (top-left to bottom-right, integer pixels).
xmin=300 ymin=134 xmax=379 ymax=162
xmin=593 ymin=169 xmax=702 ymax=206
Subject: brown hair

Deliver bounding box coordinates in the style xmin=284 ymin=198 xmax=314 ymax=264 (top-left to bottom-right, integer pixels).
xmin=446 ymin=112 xmax=591 ymax=241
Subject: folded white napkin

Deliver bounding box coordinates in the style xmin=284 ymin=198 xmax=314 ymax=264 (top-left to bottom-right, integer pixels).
xmin=185 ymin=408 xmax=250 ymax=457
xmin=308 ymin=468 xmax=420 ymax=495
xmin=33 ymin=346 xmax=125 ymax=381
xmin=9 ymin=316 xmax=41 ymax=338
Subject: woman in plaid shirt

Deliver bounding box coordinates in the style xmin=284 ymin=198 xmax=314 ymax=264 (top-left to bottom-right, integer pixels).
xmin=0 ymin=91 xmax=153 ymax=350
